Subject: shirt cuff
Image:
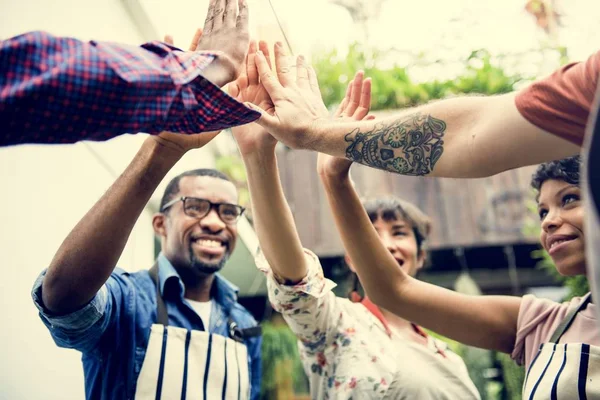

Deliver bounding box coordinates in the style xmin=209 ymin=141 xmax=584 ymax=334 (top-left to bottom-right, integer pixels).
xmin=31 ymin=270 xmax=108 ymax=331
xmin=255 ymin=248 xmax=337 ymax=312
xmin=151 ymin=42 xmax=261 ymax=132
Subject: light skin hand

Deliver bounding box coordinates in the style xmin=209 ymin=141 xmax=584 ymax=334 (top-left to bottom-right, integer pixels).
xmin=196 ymin=0 xmax=250 ymax=84
xmin=229 ymin=40 xmax=277 ymax=156
xmin=249 ymin=42 xmax=329 ymax=149
xmin=317 ymin=71 xmax=375 ymax=180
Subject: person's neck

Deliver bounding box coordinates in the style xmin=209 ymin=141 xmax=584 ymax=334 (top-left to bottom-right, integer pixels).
xmin=183 ymin=273 xmax=215 ymax=302
xmin=380 ymin=307 xmax=413 ymax=332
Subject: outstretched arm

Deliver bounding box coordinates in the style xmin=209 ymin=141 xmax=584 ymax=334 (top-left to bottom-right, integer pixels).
xmin=318 ymin=150 xmax=522 ymax=353
xmin=230 ymin=41 xmax=310 ymax=282
xmin=250 ymin=43 xmax=579 ymax=178
xmin=1 ymin=0 xmax=257 ymax=146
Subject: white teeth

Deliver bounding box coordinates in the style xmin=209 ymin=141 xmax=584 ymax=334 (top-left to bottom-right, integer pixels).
xmin=550 ymin=239 xmax=569 ymax=249
xmin=197 ymin=239 xmax=223 ymax=248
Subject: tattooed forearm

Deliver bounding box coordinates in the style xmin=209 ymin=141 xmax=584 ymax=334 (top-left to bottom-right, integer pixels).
xmin=344 ymin=113 xmax=446 ymax=175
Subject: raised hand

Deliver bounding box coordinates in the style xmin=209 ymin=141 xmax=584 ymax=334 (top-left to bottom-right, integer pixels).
xmin=317 ymin=71 xmax=374 ymax=179
xmin=249 ymin=42 xmax=330 ymax=149
xmin=196 ymin=0 xmax=250 ymax=84
xmin=229 ymin=41 xmax=277 ymax=156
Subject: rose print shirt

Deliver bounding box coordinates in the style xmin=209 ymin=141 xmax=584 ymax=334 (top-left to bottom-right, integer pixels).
xmin=256 ymin=249 xmax=480 ymax=400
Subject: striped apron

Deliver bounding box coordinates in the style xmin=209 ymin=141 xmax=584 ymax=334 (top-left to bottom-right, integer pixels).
xmin=133 ymin=264 xmax=258 ymax=400
xmin=523 ymin=293 xmax=600 ymax=399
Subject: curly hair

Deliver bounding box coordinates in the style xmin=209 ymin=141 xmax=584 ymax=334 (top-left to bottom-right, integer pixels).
xmin=531 ymin=155 xmax=581 ymax=192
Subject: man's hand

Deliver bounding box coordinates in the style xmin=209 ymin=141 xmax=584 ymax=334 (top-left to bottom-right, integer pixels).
xmin=230 ymin=41 xmax=277 ymax=155
xmin=317 ymin=71 xmax=374 ymax=180
xmin=196 ymin=0 xmax=250 ymax=84
xmin=249 ymin=42 xmax=330 ymax=149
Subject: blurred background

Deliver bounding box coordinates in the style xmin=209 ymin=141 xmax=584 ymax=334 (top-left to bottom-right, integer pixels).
xmin=1 ymin=0 xmax=599 ymax=398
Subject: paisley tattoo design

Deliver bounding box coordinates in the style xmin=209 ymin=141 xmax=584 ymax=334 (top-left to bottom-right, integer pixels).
xmin=344 ymin=113 xmax=446 ymax=175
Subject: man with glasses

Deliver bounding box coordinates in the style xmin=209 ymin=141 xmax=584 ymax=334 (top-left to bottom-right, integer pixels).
xmin=31 ymin=130 xmax=261 ymax=399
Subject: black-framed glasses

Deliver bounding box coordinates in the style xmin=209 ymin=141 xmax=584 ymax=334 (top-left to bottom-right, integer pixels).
xmin=161 ymin=196 xmax=245 ymax=224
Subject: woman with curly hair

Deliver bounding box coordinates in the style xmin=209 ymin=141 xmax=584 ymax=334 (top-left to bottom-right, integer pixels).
xmin=319 ymin=151 xmax=599 ymax=398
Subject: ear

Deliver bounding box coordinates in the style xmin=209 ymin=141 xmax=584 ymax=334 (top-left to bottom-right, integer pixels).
xmin=152 ymin=213 xmax=168 ymax=237
xmin=416 ymin=249 xmax=427 ymax=271
xmin=344 ymin=254 xmax=357 ymax=273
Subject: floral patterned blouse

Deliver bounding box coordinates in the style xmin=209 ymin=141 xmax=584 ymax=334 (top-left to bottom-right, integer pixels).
xmin=256 ymin=249 xmax=481 ymax=400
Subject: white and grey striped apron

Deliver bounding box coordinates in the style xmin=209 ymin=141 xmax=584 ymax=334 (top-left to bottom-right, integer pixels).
xmin=523 ymin=293 xmax=600 ymax=399
xmin=133 ymin=264 xmax=259 ymax=400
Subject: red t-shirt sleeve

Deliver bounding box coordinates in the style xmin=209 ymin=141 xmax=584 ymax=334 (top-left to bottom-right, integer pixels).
xmin=515 ymin=50 xmax=600 ymax=145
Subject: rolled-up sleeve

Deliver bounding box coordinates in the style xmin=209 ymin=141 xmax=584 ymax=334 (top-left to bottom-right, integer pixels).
xmin=0 ymin=31 xmax=260 ymax=146
xmin=32 ymin=270 xmax=112 ymax=352
xmin=255 ymin=249 xmax=341 ymax=353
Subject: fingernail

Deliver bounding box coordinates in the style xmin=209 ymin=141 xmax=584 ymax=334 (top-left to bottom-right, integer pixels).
xmin=256 ymin=50 xmax=263 ymax=56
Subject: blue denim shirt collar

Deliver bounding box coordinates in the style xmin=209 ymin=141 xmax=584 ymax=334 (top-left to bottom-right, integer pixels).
xmin=156 ymin=253 xmax=240 ymax=312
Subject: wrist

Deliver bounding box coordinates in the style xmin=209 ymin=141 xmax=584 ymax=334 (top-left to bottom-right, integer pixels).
xmin=320 ymin=168 xmax=352 ymax=188
xmin=143 ymin=136 xmax=185 ymax=168
xmin=201 ymin=54 xmax=238 ymax=87
xmin=241 ymin=145 xmax=277 ymax=164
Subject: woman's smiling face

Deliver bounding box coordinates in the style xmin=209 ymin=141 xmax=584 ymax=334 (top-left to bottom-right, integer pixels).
xmin=537 ymin=179 xmax=585 ymax=276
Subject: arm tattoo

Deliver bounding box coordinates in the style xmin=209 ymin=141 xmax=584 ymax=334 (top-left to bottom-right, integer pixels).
xmin=344 ymin=113 xmax=446 ymax=175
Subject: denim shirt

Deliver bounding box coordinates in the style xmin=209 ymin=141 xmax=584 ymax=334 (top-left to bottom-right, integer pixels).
xmin=32 ymin=254 xmax=262 ymax=400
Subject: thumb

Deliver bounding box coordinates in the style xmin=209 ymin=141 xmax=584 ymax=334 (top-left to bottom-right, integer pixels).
xmin=244 ymin=102 xmax=278 ymax=131
xmin=365 ymin=114 xmax=376 ymax=120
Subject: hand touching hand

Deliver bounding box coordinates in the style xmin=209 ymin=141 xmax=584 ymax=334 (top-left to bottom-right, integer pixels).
xmin=196 ymin=0 xmax=250 ymax=84
xmin=249 ymin=42 xmax=330 ymax=150
xmin=229 ymin=41 xmax=277 ymax=155
xmin=317 ymin=71 xmax=374 ymax=179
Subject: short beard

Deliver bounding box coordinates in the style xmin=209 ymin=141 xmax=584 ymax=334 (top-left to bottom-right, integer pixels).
xmin=188 ymin=246 xmax=229 ymax=275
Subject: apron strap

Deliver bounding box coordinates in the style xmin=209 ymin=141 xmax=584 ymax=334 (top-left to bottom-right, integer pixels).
xmin=149 ymin=262 xmax=170 ymax=326
xmin=548 ymin=292 xmax=592 ymax=343
xmin=228 ymin=317 xmax=262 ymax=342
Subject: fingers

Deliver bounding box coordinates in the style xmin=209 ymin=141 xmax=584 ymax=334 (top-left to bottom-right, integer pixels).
xmin=344 ymin=71 xmax=363 ymax=117
xmin=307 ymin=65 xmax=321 ymax=95
xmin=244 ymin=102 xmax=279 ymax=131
xmin=224 ymin=0 xmax=237 ymax=26
xmin=204 ymin=0 xmax=218 ymax=34
xmin=246 ymin=41 xmax=258 ymax=86
xmin=274 ymin=42 xmax=294 ymax=86
xmin=258 ymin=40 xmax=272 ymax=68
xmin=255 ymin=50 xmax=284 ymax=100
xmin=296 ymin=55 xmax=310 ymax=89
xmin=211 ymin=0 xmax=226 ymax=31
xmin=164 ymin=35 xmax=174 ymax=46
xmin=354 ymin=78 xmax=372 ymax=120
xmin=237 ymin=0 xmax=249 ymax=29
xmin=189 ymin=28 xmax=203 ymax=51
xmin=334 ymin=80 xmax=353 ymax=118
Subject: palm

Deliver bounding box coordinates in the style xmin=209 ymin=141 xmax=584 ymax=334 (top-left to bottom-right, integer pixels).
xmin=230 ymin=40 xmax=277 ymax=154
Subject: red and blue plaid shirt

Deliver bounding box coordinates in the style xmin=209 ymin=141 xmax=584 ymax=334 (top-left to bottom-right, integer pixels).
xmin=0 ymin=31 xmax=260 ymax=146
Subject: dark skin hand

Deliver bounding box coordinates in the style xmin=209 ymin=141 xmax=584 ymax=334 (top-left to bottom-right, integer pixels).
xmin=196 ymin=0 xmax=250 ymax=87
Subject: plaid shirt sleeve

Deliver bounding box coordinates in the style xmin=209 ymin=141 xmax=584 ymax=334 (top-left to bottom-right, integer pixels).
xmin=0 ymin=31 xmax=260 ymax=146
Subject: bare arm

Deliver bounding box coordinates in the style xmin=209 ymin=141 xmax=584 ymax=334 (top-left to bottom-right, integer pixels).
xmin=230 ymin=41 xmax=308 ymax=282
xmin=42 ymin=131 xmax=219 ymax=314
xmin=252 ymin=47 xmax=579 ymax=178
xmin=318 ymin=160 xmax=522 ymax=353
